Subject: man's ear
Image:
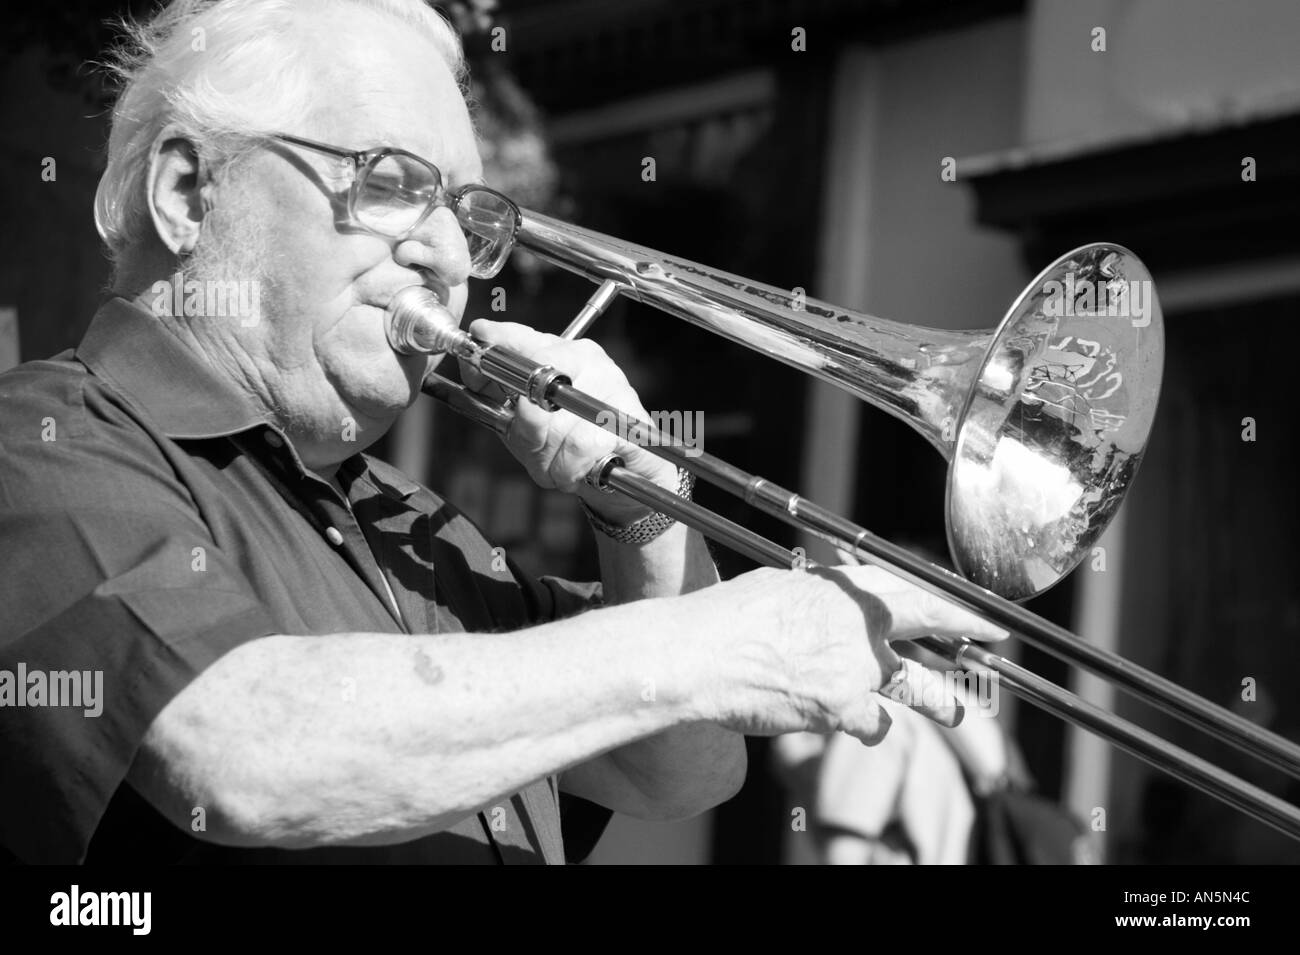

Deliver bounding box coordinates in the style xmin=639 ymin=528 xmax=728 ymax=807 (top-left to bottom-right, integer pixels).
xmin=146 ymin=128 xmax=212 ymax=255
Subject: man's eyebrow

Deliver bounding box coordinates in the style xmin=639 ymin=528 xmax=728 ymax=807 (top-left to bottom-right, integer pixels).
xmin=450 ymin=170 xmax=487 ymax=190
xmin=361 ymin=131 xmax=483 ymax=187
xmin=359 ymin=129 xmax=427 ymax=153
xmin=367 ymin=133 xmax=416 ymax=152
xmin=441 ymin=159 xmax=485 ymax=191
xmin=372 ymin=134 xmax=463 ymax=170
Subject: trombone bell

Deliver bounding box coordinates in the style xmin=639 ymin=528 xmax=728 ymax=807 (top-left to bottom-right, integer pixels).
xmin=945 ymin=245 xmax=1163 ymax=600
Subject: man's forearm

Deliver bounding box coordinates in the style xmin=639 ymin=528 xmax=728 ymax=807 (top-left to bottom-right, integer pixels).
xmin=577 ymin=518 xmax=748 ymax=818
xmin=593 ymin=520 xmax=720 ymax=603
xmin=129 ymin=594 xmax=725 ymax=849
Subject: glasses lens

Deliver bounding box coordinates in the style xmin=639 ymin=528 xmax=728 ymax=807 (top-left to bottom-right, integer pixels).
xmin=455 ymin=187 xmax=519 ymax=278
xmin=355 ymin=152 xmax=440 ymax=237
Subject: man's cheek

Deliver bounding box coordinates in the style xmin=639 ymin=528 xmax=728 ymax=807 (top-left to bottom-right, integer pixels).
xmin=320 ymin=306 xmax=392 ymax=354
xmin=318 ymin=310 xmax=426 ymax=401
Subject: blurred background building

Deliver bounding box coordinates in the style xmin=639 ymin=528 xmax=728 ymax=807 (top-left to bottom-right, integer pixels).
xmin=2 ymin=0 xmax=1298 ymax=863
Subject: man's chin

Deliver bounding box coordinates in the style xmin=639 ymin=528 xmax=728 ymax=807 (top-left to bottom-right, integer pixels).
xmin=354 ymin=379 xmax=425 ymax=419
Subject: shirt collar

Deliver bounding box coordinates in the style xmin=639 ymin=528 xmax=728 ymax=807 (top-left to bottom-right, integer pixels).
xmin=76 ymin=296 xmax=271 ymax=439
xmin=77 ymin=297 xmax=425 ymax=501
xmin=343 ymin=454 xmax=423 ymax=501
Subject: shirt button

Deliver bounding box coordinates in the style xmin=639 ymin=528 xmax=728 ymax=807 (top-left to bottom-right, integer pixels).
xmin=264 ymin=431 xmax=284 ymax=449
xmin=325 ymin=527 xmax=344 ymax=546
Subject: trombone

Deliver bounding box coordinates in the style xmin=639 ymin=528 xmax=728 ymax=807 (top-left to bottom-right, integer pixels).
xmin=385 ymin=210 xmax=1300 ymax=840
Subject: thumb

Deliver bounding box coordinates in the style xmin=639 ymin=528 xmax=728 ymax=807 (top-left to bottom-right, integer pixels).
xmin=468 ymin=318 xmax=557 ymax=358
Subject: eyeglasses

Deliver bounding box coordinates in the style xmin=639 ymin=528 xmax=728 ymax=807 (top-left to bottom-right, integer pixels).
xmin=269 ymin=132 xmax=521 ymax=279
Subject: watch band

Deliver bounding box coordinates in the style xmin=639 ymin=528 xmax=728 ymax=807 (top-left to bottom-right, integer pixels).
xmin=578 ymin=466 xmax=696 ymax=545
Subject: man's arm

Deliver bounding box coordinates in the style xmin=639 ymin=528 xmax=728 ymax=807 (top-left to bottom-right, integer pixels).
xmin=128 ymin=563 xmax=998 ymax=849
xmin=559 ymin=518 xmax=748 ymax=821
xmin=128 ymin=590 xmax=717 ymax=848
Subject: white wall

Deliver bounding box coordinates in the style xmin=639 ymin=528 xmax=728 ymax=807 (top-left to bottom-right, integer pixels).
xmin=1024 ymin=0 xmax=1300 ymax=145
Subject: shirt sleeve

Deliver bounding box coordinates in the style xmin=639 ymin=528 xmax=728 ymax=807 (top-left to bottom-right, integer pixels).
xmin=0 ymin=371 xmax=278 ymax=863
xmin=497 ymin=549 xmax=603 ymax=626
xmin=559 ymin=791 xmax=612 ymax=864
xmin=533 ymin=574 xmax=605 ymax=622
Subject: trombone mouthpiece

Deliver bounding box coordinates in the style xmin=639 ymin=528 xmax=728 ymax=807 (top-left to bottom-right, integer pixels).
xmin=385 ymin=286 xmax=467 ymax=356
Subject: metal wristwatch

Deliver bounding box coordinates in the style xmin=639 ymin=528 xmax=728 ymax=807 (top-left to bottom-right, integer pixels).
xmin=578 ymin=466 xmax=696 ymax=545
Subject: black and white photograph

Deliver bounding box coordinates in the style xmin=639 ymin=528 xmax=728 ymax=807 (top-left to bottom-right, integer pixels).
xmin=1 ymin=0 xmax=1298 ymax=923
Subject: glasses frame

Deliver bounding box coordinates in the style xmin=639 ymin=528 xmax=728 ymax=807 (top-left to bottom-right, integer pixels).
xmin=269 ymin=132 xmax=521 ymax=278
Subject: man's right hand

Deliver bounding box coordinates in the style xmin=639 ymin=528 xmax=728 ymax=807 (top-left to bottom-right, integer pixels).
xmin=692 ymin=564 xmax=1008 ymax=745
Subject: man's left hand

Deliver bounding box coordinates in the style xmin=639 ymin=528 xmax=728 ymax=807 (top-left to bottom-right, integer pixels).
xmin=461 ymin=319 xmax=679 ymax=527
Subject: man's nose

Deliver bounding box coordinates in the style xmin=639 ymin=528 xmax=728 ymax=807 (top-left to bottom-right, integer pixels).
xmin=393 ymin=206 xmax=472 ymax=285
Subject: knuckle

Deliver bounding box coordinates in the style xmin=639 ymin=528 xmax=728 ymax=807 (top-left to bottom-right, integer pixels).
xmin=913 ymin=593 xmax=944 ymax=630
xmin=852 ymin=565 xmax=889 ymax=586
xmin=571 ymin=338 xmax=606 ymax=362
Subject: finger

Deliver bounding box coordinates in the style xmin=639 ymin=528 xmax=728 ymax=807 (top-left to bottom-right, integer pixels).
xmin=843 ymin=698 xmax=894 ymax=747
xmin=878 ymin=581 xmax=1009 ymax=644
xmin=508 ymin=391 xmax=567 ymax=450
xmin=468 ymin=320 xmax=619 ymax=410
xmin=469 ymin=318 xmax=560 ymax=357
xmin=457 ymin=356 xmax=513 ymax=403
xmin=875 ymin=656 xmax=965 ymax=729
xmin=833 ymin=564 xmax=1007 ymax=643
xmin=462 ymin=320 xmax=557 ymax=395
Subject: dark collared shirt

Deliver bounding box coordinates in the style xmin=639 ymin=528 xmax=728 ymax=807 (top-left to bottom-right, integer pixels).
xmin=0 ymin=298 xmax=610 ymax=864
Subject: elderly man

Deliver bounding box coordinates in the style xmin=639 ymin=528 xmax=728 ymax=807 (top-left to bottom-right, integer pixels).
xmin=0 ymin=0 xmax=999 ymax=864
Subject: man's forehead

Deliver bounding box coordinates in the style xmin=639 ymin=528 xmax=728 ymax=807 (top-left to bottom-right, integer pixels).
xmin=343 ymin=110 xmax=479 ymax=177
xmin=299 ymin=10 xmax=481 ymax=180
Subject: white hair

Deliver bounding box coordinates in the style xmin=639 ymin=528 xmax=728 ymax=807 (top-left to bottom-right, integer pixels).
xmin=94 ymin=0 xmax=465 ymax=265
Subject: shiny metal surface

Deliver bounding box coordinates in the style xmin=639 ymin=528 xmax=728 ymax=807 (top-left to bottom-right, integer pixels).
xmin=515 ymin=210 xmax=1163 ymax=601
xmin=948 ymin=246 xmax=1163 ymax=599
